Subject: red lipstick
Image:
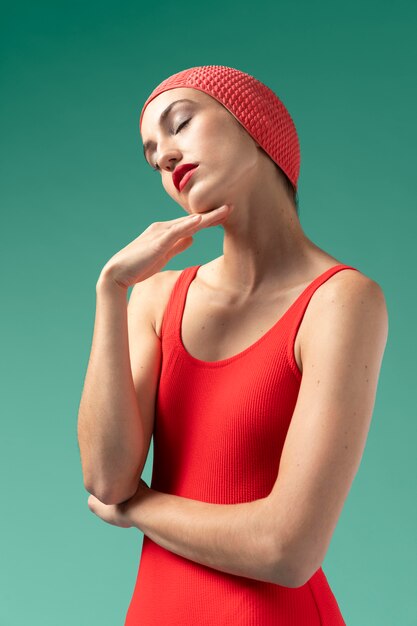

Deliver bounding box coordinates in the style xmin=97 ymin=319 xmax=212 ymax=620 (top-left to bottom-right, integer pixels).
xmin=178 ymin=166 xmax=198 ymax=191
xmin=173 ymin=163 xmax=199 ymax=191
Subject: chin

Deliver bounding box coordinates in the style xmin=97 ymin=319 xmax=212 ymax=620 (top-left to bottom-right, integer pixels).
xmin=192 ymin=197 xmax=230 ymax=214
xmin=187 ymin=173 xmax=235 ymax=213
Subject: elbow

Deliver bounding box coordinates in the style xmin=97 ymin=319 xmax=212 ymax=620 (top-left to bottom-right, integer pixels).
xmin=84 ymin=477 xmax=139 ymax=506
xmin=284 ymin=564 xmax=321 ymax=588
xmin=270 ymin=556 xmax=304 ymax=588
xmin=100 ymin=491 xmax=137 ymax=506
xmin=269 ymin=539 xmax=321 ymax=588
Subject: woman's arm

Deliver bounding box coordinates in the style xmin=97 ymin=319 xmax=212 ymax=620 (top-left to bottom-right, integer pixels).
xmin=265 ymin=272 xmax=389 ymax=586
xmin=77 ymin=270 xmax=161 ymax=505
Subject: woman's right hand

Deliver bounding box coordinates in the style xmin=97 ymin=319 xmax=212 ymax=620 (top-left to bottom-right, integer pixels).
xmin=98 ymin=204 xmax=234 ymax=289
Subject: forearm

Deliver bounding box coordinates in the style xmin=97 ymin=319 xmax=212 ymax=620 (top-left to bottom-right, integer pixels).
xmin=128 ymin=488 xmax=281 ymax=584
xmin=77 ymin=271 xmax=144 ymax=503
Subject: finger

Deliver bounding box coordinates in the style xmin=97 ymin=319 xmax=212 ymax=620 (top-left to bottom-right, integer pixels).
xmin=160 ymin=207 xmax=230 ymax=246
xmin=165 ymin=205 xmax=229 ymax=228
xmin=164 ymin=213 xmax=202 ymax=227
xmin=169 ymin=208 xmax=229 ymax=234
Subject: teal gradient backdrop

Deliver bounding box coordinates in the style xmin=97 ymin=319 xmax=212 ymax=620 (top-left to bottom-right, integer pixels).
xmin=1 ymin=1 xmax=416 ymax=624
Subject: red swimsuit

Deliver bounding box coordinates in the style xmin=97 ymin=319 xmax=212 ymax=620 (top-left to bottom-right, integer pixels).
xmin=125 ymin=263 xmax=358 ymax=625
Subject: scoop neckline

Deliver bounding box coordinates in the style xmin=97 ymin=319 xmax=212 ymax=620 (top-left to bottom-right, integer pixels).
xmin=175 ymin=262 xmax=353 ymax=368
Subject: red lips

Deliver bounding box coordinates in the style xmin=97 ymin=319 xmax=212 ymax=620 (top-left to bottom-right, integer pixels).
xmin=173 ymin=163 xmax=199 ymax=191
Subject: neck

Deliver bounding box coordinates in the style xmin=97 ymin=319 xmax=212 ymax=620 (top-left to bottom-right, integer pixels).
xmin=214 ymin=193 xmax=325 ymax=295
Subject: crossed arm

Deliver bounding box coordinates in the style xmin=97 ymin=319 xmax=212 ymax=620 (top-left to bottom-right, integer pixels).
xmin=100 ymin=273 xmax=389 ymax=588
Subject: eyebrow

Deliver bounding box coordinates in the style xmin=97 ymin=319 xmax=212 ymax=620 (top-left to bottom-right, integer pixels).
xmin=142 ymin=98 xmax=195 ymax=163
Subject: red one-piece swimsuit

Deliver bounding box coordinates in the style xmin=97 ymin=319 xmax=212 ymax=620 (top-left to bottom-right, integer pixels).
xmin=124 ymin=263 xmax=359 ymax=625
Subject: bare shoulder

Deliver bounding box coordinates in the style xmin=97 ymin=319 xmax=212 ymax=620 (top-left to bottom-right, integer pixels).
xmin=299 ymin=267 xmax=389 ymax=359
xmin=130 ymin=269 xmax=184 ymax=338
xmin=311 ymin=267 xmax=387 ymax=310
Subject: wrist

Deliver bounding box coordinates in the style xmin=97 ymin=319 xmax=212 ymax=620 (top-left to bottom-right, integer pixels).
xmin=96 ymin=265 xmax=128 ymax=295
xmin=126 ymin=486 xmax=164 ymax=532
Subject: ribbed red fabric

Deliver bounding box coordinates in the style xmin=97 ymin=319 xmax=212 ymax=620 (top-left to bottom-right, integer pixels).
xmin=125 ymin=263 xmax=359 ymax=625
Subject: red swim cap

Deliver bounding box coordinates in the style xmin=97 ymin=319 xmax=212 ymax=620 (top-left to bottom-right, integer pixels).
xmin=139 ymin=65 xmax=300 ymax=190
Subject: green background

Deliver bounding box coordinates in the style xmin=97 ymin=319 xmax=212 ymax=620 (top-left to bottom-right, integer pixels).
xmin=1 ymin=1 xmax=416 ymax=624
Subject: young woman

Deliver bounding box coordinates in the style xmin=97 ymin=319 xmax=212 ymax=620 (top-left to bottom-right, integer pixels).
xmin=79 ymin=66 xmax=388 ymax=625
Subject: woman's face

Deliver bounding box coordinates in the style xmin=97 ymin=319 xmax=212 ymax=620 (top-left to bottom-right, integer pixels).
xmin=140 ymin=87 xmax=262 ymax=215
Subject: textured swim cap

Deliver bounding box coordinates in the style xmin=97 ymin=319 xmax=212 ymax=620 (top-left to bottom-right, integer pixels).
xmin=139 ymin=65 xmax=300 ymax=190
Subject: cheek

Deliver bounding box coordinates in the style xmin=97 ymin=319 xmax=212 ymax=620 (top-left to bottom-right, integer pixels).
xmin=191 ymin=118 xmax=220 ymax=154
xmin=217 ymin=137 xmax=258 ymax=184
xmin=191 ymin=114 xmax=250 ymax=166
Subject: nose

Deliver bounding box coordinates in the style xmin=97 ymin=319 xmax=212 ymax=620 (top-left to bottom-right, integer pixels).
xmin=156 ymin=146 xmax=181 ymax=172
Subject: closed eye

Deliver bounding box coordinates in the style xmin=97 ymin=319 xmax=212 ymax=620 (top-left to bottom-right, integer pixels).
xmin=175 ymin=118 xmax=191 ymax=134
xmin=151 ymin=118 xmax=191 ymax=172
